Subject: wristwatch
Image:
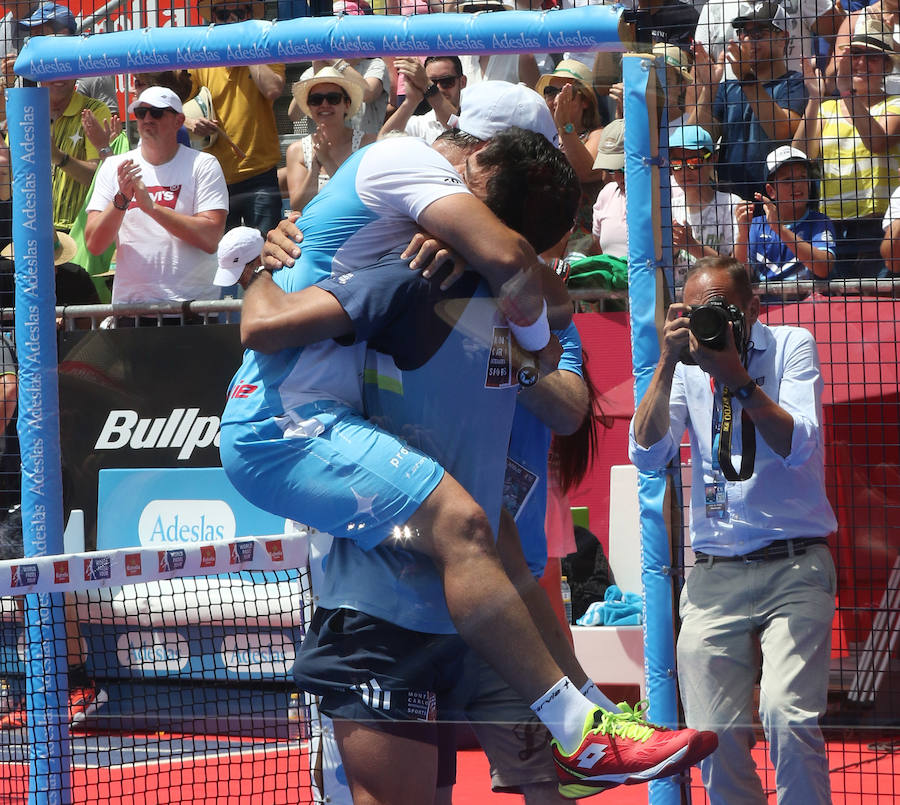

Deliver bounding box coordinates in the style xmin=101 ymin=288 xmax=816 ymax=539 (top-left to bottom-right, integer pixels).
xmin=733 ymin=379 xmax=757 ymax=401
xmin=98 ymin=146 xmax=113 ymax=159
xmin=561 ymin=123 xmax=575 ymax=135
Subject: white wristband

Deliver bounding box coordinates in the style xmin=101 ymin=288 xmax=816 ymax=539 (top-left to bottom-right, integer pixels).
xmin=509 ymin=300 xmax=550 ymax=352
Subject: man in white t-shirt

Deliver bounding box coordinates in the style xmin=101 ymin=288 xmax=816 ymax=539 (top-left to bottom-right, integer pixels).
xmin=83 ymin=86 xmax=228 ymax=307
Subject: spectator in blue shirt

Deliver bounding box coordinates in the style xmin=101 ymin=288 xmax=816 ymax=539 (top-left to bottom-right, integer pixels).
xmin=735 ymin=145 xmax=836 ymax=281
xmin=690 ymin=1 xmax=808 ymax=202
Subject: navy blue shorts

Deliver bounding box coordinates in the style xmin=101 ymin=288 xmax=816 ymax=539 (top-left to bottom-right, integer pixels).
xmin=294 ymin=607 xmax=467 ymax=727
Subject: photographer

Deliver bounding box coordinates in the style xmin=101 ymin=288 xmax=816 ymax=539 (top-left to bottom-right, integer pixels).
xmin=629 ymin=256 xmax=837 ymax=804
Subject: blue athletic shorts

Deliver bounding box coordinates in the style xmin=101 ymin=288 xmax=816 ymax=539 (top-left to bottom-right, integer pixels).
xmin=219 ymin=401 xmax=444 ymax=551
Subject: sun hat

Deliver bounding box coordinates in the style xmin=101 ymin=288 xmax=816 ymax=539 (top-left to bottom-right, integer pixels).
xmin=535 ymin=60 xmax=599 ymax=117
xmin=292 ymin=66 xmax=366 ymax=119
xmin=1 ymin=230 xmax=78 ymax=266
xmin=456 ymin=81 xmax=560 ymax=147
xmin=848 ymin=14 xmax=899 ymax=65
xmin=652 ymin=43 xmax=693 ymax=84
xmin=215 ymin=226 xmax=264 ymax=287
xmin=183 ymin=86 xmax=218 ymax=149
xmin=669 ymin=124 xmax=715 ymax=152
xmin=197 ymin=0 xmax=266 ymax=22
xmin=127 ymin=86 xmax=184 ymax=116
xmin=592 ymin=119 xmax=625 ymax=171
xmin=765 ymin=145 xmax=809 ymax=177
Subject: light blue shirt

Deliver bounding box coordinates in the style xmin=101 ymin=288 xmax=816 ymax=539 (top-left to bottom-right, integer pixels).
xmin=629 ymin=321 xmax=837 ymax=555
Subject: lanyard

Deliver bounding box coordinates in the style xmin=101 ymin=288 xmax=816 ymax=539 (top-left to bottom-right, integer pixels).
xmin=716 ymin=384 xmax=756 ymax=482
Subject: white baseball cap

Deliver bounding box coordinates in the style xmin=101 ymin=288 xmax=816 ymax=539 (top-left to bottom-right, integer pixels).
xmin=456 ymin=81 xmax=560 ymax=148
xmin=215 ymin=226 xmax=264 ymax=286
xmin=128 ymin=86 xmax=184 ymax=116
xmin=765 ymin=145 xmax=809 ymax=177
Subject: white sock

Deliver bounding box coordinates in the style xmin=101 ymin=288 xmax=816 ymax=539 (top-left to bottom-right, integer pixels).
xmin=530 ymin=676 xmax=596 ymax=754
xmin=579 ymin=680 xmax=621 ymax=713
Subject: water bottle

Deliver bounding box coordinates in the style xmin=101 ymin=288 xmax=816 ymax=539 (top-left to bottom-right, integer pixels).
xmin=560 ymin=575 xmax=573 ymax=624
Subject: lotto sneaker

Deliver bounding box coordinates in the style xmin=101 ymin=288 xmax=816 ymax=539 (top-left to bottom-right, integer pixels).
xmin=552 ymin=702 xmax=718 ymax=799
xmin=0 ymin=679 xmax=24 ymax=730
xmin=70 ymin=686 xmax=107 ymax=728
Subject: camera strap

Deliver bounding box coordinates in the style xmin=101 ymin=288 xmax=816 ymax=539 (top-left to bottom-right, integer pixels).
xmin=718 ymin=386 xmax=756 ymax=482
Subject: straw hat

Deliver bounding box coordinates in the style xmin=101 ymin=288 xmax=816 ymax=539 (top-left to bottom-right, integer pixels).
xmin=1 ymin=230 xmax=77 ymax=266
xmin=848 ymin=14 xmax=900 ymax=66
xmin=652 ymin=43 xmax=693 ymax=84
xmin=292 ymin=66 xmax=366 ymax=119
xmin=197 ymin=0 xmax=266 ymax=22
xmin=535 ymin=60 xmax=599 ymax=116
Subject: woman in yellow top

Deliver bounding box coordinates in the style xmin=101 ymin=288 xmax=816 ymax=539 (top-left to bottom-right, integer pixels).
xmin=793 ymin=17 xmax=900 ymax=279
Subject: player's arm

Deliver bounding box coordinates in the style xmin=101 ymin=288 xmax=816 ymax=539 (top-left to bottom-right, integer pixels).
xmin=417 ymin=193 xmax=572 ymax=330
xmin=516 ymin=362 xmax=589 ymax=436
xmin=240 ymin=271 xmax=353 ymax=353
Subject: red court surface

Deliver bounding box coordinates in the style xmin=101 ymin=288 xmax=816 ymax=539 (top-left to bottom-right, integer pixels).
xmin=3 ymin=734 xmax=900 ymax=802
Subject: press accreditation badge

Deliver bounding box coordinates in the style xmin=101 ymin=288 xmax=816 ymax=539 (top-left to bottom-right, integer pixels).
xmin=486 ymin=326 xmax=513 ymax=387
xmin=704 ymin=480 xmax=727 ymax=519
xmin=503 ymin=457 xmax=539 ymax=520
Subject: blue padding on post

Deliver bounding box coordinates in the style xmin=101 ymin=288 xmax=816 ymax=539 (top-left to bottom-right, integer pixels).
xmin=622 ymin=56 xmax=680 ymax=805
xmin=15 ymin=7 xmax=626 ymax=80
xmin=9 ymin=87 xmax=72 ymax=805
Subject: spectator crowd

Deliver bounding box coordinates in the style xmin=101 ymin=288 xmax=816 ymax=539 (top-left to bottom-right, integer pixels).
xmin=3 ymin=0 xmax=899 ymax=307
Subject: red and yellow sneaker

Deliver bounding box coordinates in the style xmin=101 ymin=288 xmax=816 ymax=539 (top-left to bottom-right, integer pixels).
xmin=552 ymin=702 xmax=718 ymax=799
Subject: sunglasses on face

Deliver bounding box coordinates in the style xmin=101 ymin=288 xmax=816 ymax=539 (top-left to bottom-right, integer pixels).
xmin=308 ymin=91 xmax=348 ymax=107
xmin=430 ymin=75 xmax=459 ymax=90
xmin=543 ymin=85 xmax=563 ymax=98
xmin=134 ymin=106 xmax=171 ymax=120
xmin=737 ymin=26 xmax=776 ymax=41
xmin=670 ymin=153 xmax=713 ymax=171
xmin=212 ymin=4 xmax=252 ymax=21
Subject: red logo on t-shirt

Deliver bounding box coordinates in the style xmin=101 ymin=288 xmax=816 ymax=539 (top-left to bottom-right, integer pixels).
xmin=145 ymin=185 xmax=182 ymax=209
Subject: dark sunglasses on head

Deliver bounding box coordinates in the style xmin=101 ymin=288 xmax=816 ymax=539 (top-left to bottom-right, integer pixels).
xmin=212 ymin=4 xmax=253 ymax=21
xmin=431 ymin=75 xmax=459 ymax=90
xmin=308 ymin=91 xmax=348 ymax=107
xmin=134 ymin=106 xmax=171 ymax=120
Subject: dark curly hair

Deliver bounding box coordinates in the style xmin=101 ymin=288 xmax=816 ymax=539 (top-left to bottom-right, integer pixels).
xmin=474 ymin=127 xmax=580 ymax=254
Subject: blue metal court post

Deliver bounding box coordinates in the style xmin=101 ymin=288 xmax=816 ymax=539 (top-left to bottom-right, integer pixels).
xmin=622 ymin=54 xmax=681 ymax=805
xmin=8 ymin=87 xmax=72 ymax=805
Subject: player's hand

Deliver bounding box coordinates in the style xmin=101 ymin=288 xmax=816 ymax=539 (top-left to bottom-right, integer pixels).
xmin=262 ymin=212 xmax=304 ymax=269
xmin=402 ymin=231 xmax=466 ymax=290
xmin=496 ymin=264 xmax=545 ymax=328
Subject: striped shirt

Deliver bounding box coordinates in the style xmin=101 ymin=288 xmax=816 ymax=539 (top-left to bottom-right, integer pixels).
xmin=52 ymin=91 xmax=111 ymax=232
xmin=819 ymin=96 xmax=900 ymax=221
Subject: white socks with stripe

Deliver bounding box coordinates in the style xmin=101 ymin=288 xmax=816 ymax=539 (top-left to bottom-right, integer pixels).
xmin=530 ymin=676 xmax=596 ymax=755
xmin=580 ymin=679 xmax=621 ymax=713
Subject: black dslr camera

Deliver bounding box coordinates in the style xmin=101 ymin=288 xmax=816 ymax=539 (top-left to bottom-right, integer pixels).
xmin=680 ymin=296 xmax=746 ymax=364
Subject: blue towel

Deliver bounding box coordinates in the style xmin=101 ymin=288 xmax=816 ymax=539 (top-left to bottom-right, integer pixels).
xmin=575 ymin=584 xmax=643 ymax=626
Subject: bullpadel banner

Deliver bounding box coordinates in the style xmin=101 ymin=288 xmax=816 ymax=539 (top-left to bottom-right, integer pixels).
xmin=58 ymin=323 xmax=243 ymax=549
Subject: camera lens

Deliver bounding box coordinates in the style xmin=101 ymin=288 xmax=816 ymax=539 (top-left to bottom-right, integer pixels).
xmin=690 ymin=305 xmax=730 ymax=350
